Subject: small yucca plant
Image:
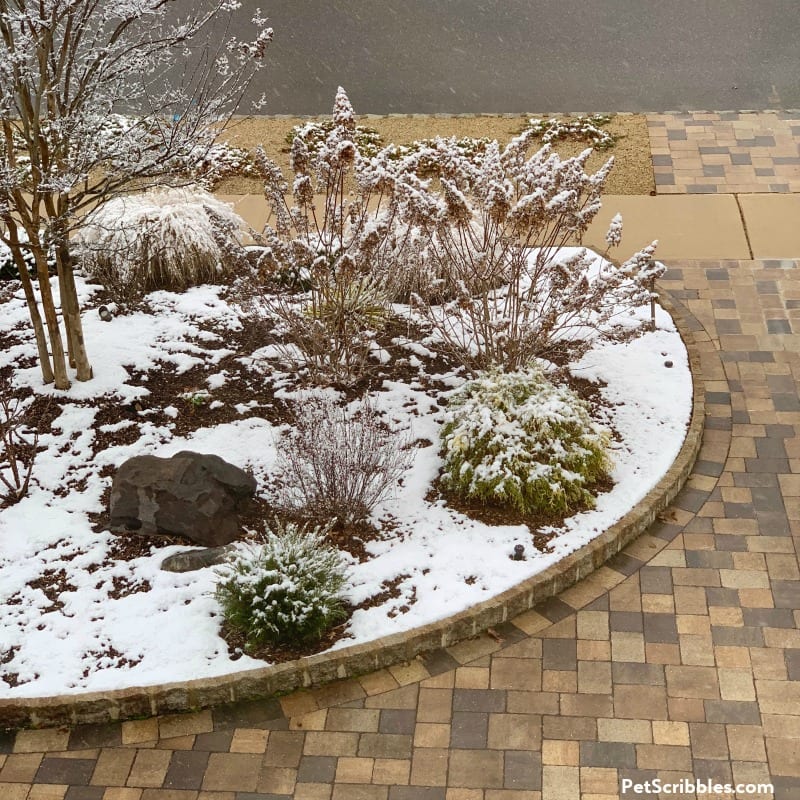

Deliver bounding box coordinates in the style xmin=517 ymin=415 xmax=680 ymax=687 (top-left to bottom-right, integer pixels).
xmin=245 ymin=88 xmax=407 ymax=385
xmin=440 ymin=366 xmax=611 ymax=516
xmin=215 ymin=520 xmax=347 ymax=648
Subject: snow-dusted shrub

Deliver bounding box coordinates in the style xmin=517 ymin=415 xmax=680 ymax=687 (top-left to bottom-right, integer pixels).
xmin=381 ymin=132 xmax=662 ymax=371
xmin=526 ymin=115 xmax=617 ymax=150
xmin=286 ymin=118 xmax=383 ymax=158
xmin=278 ymin=394 xmax=413 ymax=526
xmin=215 ymin=520 xmax=347 ymax=647
xmin=440 ymin=367 xmax=611 ymax=515
xmin=383 ymin=136 xmax=493 ymax=176
xmin=77 ymin=187 xmax=246 ymax=303
xmin=180 ymin=142 xmax=261 ymax=189
xmin=244 ymin=87 xmax=410 ymax=384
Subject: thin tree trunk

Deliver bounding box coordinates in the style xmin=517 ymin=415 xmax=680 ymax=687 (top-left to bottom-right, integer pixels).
xmin=56 ymin=264 xmax=77 ymax=368
xmin=31 ymin=243 xmax=70 ymax=390
xmin=47 ymin=194 xmax=93 ymax=381
xmin=46 ymin=199 xmax=76 ymax=369
xmin=56 ymin=242 xmax=92 ymax=381
xmin=5 ymin=229 xmax=55 ymax=385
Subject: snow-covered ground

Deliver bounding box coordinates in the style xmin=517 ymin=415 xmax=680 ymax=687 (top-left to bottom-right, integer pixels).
xmin=0 ymin=260 xmax=692 ymax=698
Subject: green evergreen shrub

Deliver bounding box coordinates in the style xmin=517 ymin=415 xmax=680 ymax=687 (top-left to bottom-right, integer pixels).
xmin=215 ymin=520 xmax=347 ymax=648
xmin=440 ymin=366 xmax=611 ymax=515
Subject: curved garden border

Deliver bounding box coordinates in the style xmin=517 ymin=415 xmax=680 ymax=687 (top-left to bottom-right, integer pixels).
xmin=0 ymin=290 xmax=704 ymax=729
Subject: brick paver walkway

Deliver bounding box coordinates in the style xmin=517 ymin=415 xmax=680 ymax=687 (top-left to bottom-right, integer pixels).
xmin=2 ymin=122 xmax=800 ymax=800
xmin=648 ymin=112 xmax=800 ymax=194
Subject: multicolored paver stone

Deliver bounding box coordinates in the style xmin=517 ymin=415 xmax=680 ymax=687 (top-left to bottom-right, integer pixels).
xmin=648 ymin=111 xmax=800 ymax=194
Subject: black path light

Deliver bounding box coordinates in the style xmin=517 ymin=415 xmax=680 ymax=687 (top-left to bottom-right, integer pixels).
xmin=98 ymin=303 xmax=118 ymax=322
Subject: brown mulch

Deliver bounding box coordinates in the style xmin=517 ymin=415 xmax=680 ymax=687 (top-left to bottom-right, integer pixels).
xmin=25 ymin=568 xmax=77 ymax=613
xmin=216 ymin=113 xmax=654 ymax=196
xmin=1 ymin=275 xmax=620 ymax=668
xmin=219 ymin=614 xmax=356 ymax=664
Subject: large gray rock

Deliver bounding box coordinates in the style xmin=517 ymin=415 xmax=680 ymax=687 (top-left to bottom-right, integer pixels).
xmin=110 ymin=450 xmax=257 ymax=546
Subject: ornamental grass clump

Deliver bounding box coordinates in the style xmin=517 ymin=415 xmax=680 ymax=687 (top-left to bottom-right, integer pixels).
xmin=77 ymin=186 xmax=246 ymax=304
xmin=440 ymin=367 xmax=611 ymax=516
xmin=215 ymin=520 xmax=347 ymax=648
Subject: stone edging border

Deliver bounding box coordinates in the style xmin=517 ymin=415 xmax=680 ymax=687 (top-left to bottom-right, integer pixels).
xmin=0 ymin=290 xmax=704 ymax=729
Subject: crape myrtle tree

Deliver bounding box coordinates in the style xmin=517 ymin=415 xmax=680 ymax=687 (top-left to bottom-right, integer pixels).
xmin=0 ymin=0 xmax=272 ymax=389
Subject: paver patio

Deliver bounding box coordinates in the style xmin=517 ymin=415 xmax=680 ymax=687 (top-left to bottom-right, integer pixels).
xmin=1 ymin=116 xmax=799 ymax=800
xmin=648 ymin=111 xmax=800 ymax=194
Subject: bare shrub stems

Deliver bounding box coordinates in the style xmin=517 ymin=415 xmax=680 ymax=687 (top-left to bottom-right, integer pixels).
xmin=277 ymin=394 xmax=412 ymax=526
xmin=0 ymin=379 xmax=43 ymax=505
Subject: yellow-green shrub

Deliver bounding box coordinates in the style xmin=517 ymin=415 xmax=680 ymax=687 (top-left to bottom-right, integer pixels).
xmin=440 ymin=366 xmax=611 ymax=515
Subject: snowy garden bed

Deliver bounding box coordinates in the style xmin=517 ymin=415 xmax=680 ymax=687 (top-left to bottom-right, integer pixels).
xmin=0 ymin=259 xmax=691 ymax=699
xmin=0 ymin=87 xmax=696 ymax=704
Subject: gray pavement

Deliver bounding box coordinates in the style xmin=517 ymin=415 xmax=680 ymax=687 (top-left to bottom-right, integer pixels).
xmin=181 ymin=0 xmax=800 ymax=115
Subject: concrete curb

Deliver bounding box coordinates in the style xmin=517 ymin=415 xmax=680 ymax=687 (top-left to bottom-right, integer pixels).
xmin=0 ymin=291 xmax=703 ymax=729
xmin=249 ymin=109 xmax=799 ymax=121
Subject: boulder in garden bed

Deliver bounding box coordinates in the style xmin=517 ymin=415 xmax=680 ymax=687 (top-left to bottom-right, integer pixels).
xmin=109 ymin=450 xmax=257 ymax=547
